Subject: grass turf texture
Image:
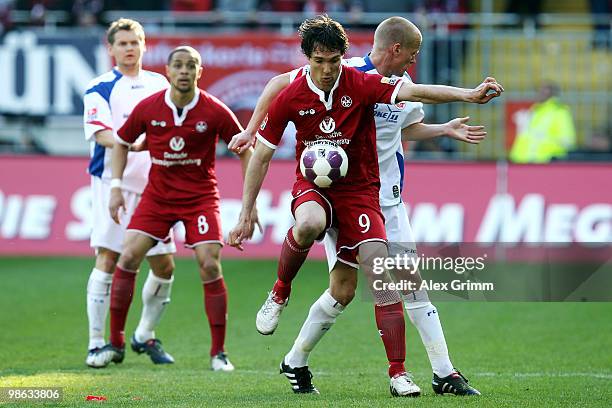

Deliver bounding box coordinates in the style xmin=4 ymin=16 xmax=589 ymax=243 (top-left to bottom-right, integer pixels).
xmin=0 ymin=257 xmax=611 ymax=407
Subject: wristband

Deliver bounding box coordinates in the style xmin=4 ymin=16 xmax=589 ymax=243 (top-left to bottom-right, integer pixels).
xmin=110 ymin=178 xmax=122 ymax=189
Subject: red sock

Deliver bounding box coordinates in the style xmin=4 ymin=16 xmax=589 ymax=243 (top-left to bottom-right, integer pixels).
xmin=375 ymin=302 xmax=406 ymax=378
xmin=204 ymin=278 xmax=227 ymax=356
xmin=273 ymin=227 xmax=311 ymax=302
xmin=109 ymin=266 xmax=137 ymax=348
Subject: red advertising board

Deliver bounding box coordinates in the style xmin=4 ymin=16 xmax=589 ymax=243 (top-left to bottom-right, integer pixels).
xmin=142 ymin=32 xmax=416 ymax=127
xmin=0 ymin=157 xmax=610 ymax=258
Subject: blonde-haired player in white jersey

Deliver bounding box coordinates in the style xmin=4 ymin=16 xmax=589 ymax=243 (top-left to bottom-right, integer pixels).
xmin=83 ymin=18 xmax=177 ymax=368
xmin=229 ymin=17 xmax=492 ymax=396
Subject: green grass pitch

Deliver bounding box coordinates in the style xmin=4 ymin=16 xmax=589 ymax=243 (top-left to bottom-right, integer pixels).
xmin=0 ymin=257 xmax=611 ymax=407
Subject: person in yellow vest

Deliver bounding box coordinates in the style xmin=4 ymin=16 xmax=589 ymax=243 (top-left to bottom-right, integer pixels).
xmin=510 ymin=82 xmax=576 ymax=163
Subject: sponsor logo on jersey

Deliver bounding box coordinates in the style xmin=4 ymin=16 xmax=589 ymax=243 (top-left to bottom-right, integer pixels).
xmin=260 ymin=114 xmax=268 ymax=131
xmin=373 ymin=105 xmax=401 ymax=124
xmin=169 ymin=136 xmax=185 ymax=151
xmin=151 ymin=120 xmax=167 ymax=127
xmin=87 ymin=107 xmax=97 ymax=121
xmin=392 ymin=185 xmax=400 ymax=198
xmin=340 ymin=95 xmax=352 ymax=108
xmin=298 ymin=108 xmax=316 ymax=116
xmin=195 ymin=121 xmax=207 ymax=133
xmin=131 ymin=84 xmax=144 ymax=89
xmin=319 ymin=116 xmax=335 ymax=134
xmin=380 ymin=77 xmax=399 ymax=85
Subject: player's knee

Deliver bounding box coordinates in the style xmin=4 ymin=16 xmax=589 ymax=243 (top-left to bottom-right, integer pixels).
xmin=330 ymin=279 xmax=356 ymax=306
xmin=118 ymin=246 xmax=144 ymax=270
xmin=152 ymin=260 xmax=175 ymax=280
xmin=199 ymin=258 xmax=221 ymax=281
xmin=293 ymin=218 xmax=325 ymax=243
xmin=96 ymin=251 xmax=119 ymax=273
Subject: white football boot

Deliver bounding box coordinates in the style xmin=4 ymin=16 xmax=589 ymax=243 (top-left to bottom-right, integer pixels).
xmin=211 ymin=352 xmax=235 ymax=372
xmin=390 ymin=372 xmax=421 ymax=397
xmin=255 ymin=292 xmax=288 ymax=335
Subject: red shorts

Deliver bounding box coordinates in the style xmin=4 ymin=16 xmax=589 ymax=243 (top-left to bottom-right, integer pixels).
xmin=291 ymin=180 xmax=387 ymax=267
xmin=128 ymin=194 xmax=223 ymax=248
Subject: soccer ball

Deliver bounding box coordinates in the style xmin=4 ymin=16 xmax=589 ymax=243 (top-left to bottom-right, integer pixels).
xmin=299 ymin=140 xmax=348 ymax=188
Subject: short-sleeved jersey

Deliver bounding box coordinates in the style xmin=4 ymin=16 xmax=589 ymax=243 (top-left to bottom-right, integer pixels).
xmin=257 ymin=65 xmax=404 ymax=192
xmin=117 ymin=88 xmax=242 ymax=204
xmin=83 ymin=68 xmax=169 ymax=194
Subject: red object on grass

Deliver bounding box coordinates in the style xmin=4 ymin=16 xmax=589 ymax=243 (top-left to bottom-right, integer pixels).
xmin=85 ymin=395 xmax=107 ymax=401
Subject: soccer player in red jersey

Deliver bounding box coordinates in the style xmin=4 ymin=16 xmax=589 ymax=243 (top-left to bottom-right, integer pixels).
xmin=104 ymin=46 xmax=259 ymax=372
xmin=228 ymin=15 xmax=502 ymax=395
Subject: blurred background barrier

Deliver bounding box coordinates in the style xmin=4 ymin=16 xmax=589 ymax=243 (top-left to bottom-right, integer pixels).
xmin=0 ymin=156 xmax=609 ymax=257
xmin=1 ymin=4 xmax=612 ymax=161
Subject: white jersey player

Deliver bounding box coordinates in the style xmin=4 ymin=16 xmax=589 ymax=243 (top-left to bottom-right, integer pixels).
xmin=228 ymin=17 xmax=493 ymax=397
xmin=84 ymin=18 xmax=176 ymax=369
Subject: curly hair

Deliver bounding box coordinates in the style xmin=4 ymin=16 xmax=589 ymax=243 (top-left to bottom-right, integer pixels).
xmin=298 ymin=15 xmax=349 ymax=58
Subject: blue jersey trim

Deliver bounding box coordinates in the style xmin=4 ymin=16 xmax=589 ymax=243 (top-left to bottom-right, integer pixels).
xmin=86 ymin=69 xmax=122 ymax=176
xmin=84 ymin=69 xmax=123 ymax=103
xmin=88 ymin=143 xmax=106 ymax=177
xmin=355 ymin=55 xmax=376 ymax=73
xmin=396 ymin=151 xmax=405 ymax=194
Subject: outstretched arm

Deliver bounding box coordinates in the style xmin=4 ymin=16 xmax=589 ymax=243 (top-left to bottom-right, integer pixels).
xmin=228 ymin=73 xmax=291 ymax=154
xmin=402 ymin=117 xmax=486 ymax=144
xmin=397 ymin=77 xmax=504 ymax=104
xmin=228 ymin=142 xmax=275 ymax=250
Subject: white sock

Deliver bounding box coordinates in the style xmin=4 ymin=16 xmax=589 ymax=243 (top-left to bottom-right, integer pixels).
xmin=404 ymin=290 xmax=454 ymax=377
xmin=134 ymin=270 xmax=174 ymax=343
xmin=285 ymin=290 xmax=345 ymax=368
xmin=87 ymin=268 xmax=113 ymax=350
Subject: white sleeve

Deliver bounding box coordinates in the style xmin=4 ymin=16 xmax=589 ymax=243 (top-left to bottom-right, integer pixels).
xmin=401 ymin=102 xmax=425 ymax=129
xmin=83 ymin=91 xmax=113 ymax=141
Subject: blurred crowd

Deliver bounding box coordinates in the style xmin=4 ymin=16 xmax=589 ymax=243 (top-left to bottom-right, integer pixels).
xmin=1 ymin=0 xmax=470 ymax=30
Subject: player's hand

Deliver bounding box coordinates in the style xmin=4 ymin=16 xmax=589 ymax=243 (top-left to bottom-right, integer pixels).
xmin=444 ymin=117 xmax=487 ymax=144
xmin=228 ymin=130 xmax=256 ymax=154
xmin=130 ymin=139 xmax=148 ymax=152
xmin=228 ymin=212 xmax=255 ymax=251
xmin=469 ymin=77 xmax=504 ymax=104
xmin=109 ymin=188 xmax=126 ymax=225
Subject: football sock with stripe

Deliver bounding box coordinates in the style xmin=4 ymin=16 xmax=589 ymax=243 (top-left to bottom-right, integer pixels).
xmin=86 ymin=268 xmax=113 ymax=350
xmin=134 ymin=270 xmax=173 ymax=343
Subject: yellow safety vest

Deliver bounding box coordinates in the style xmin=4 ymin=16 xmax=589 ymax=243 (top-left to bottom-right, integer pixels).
xmin=509 ymin=98 xmax=576 ymax=163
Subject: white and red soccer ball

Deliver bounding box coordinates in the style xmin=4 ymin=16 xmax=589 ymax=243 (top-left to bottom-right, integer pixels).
xmin=299 ymin=140 xmax=348 ymax=188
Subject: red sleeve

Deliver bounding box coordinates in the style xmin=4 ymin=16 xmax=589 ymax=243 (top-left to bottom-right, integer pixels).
xmin=117 ymin=100 xmax=147 ymax=145
xmin=210 ymin=94 xmax=243 ymax=145
xmin=256 ymin=88 xmax=291 ymax=150
xmin=361 ymin=71 xmax=405 ymax=106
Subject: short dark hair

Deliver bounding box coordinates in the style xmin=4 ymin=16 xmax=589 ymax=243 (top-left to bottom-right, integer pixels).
xmin=167 ymin=46 xmax=202 ymax=66
xmin=298 ymin=15 xmax=349 ymax=58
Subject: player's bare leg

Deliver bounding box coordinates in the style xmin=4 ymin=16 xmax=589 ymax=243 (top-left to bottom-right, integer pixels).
xmin=131 ymin=253 xmax=176 ymax=365
xmin=281 ymin=262 xmax=355 ymax=394
xmin=194 ymin=243 xmax=233 ymax=371
xmin=257 ymin=201 xmax=326 ymax=335
xmin=85 ymin=247 xmax=119 ymax=367
xmin=359 ymin=241 xmax=421 ymax=397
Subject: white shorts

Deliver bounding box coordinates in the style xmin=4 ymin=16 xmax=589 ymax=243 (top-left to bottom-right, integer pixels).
xmin=90 ymin=177 xmax=176 ymax=256
xmin=323 ymin=202 xmax=417 ymax=272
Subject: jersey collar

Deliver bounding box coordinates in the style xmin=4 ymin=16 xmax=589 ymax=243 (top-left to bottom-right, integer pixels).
xmin=164 ymin=88 xmax=200 ymax=126
xmin=305 ymin=64 xmax=342 ymax=111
